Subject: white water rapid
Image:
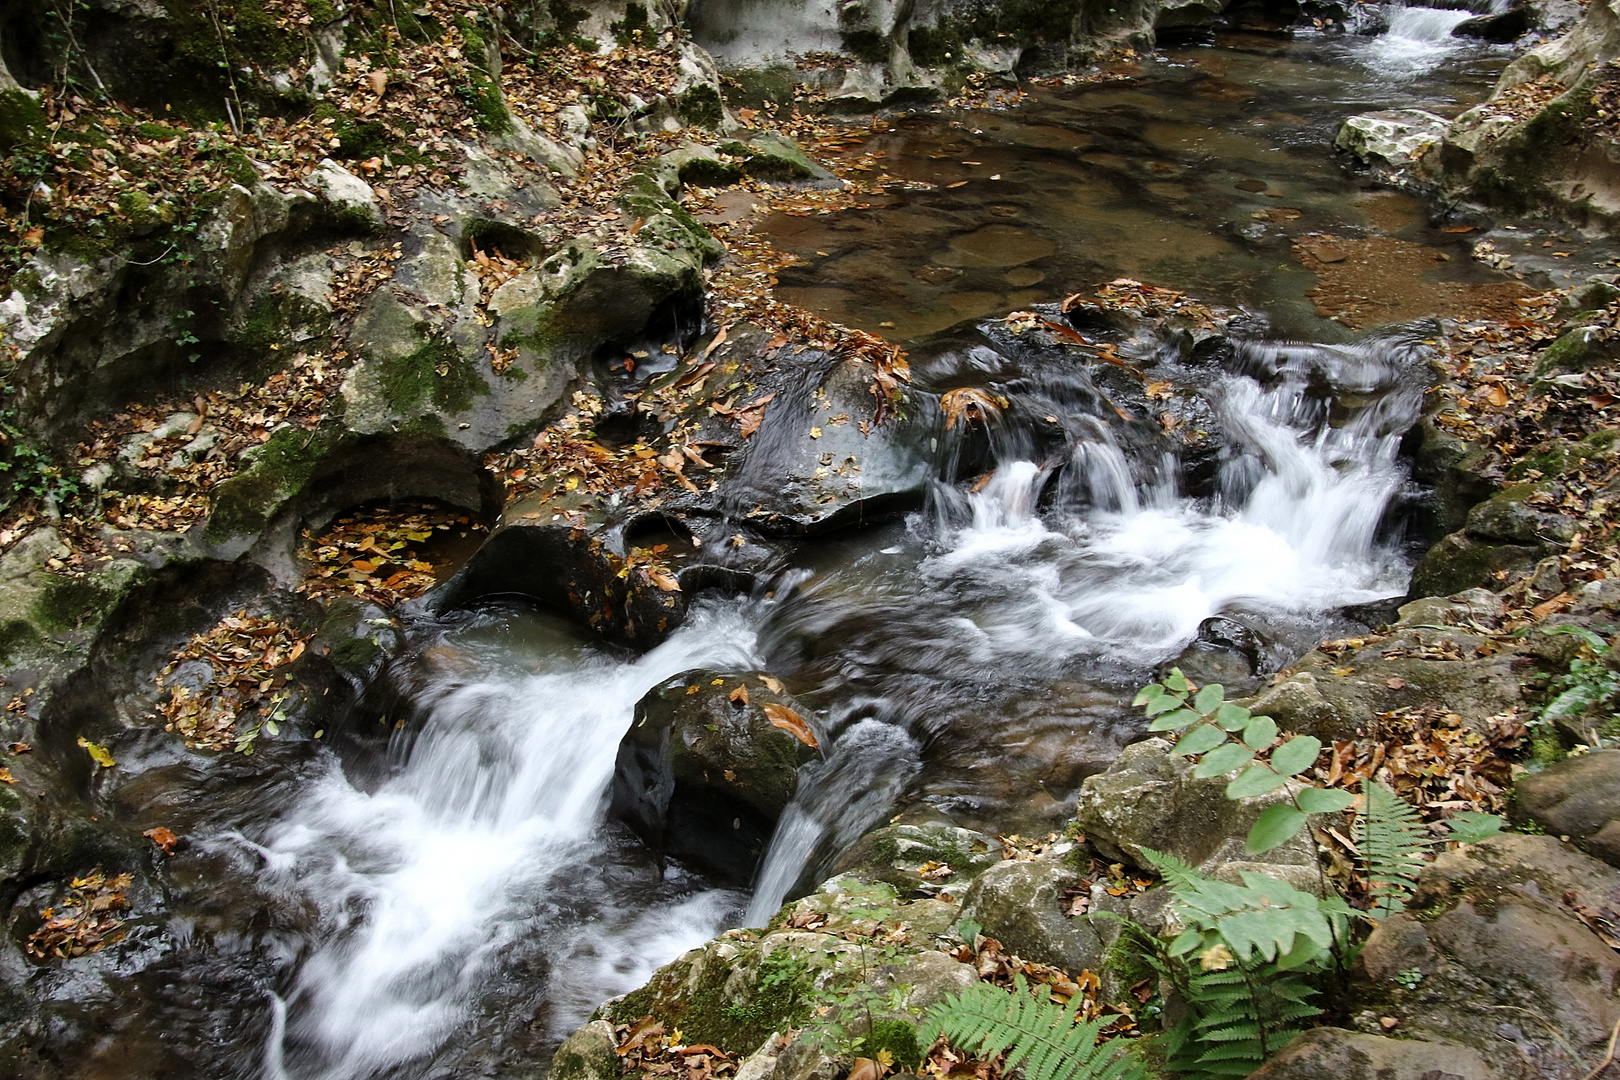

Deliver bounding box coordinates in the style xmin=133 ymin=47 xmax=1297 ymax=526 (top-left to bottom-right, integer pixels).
xmin=243 ymin=328 xmax=1426 ymax=1080
xmin=1357 ymin=3 xmax=1483 ymax=76
xmin=248 ymin=607 xmax=762 ymax=1080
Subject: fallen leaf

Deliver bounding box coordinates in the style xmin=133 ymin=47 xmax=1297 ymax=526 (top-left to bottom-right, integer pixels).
xmin=142 ymin=826 xmax=179 ymax=854
xmin=847 ymin=1058 xmax=882 ymax=1080
xmin=1387 ymin=677 xmax=1406 ymax=690
xmin=77 ymin=737 xmax=115 ymax=768
xmin=762 ymin=703 xmax=819 ymax=749
xmin=729 ymin=685 xmax=749 ymax=706
xmin=646 ymin=567 xmax=681 ymax=592
xmin=760 ymin=675 xmax=785 ymax=694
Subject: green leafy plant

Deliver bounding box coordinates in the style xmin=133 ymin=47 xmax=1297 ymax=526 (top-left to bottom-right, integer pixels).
xmin=926 ymin=975 xmax=1145 ymax=1080
xmin=1392 ymin=967 xmax=1423 ymax=991
xmin=1134 ymin=670 xmax=1354 ymax=855
xmin=1536 ymin=625 xmax=1620 ymax=750
xmin=1359 ymin=780 xmax=1427 ymax=919
xmin=1134 ymin=851 xmax=1347 ymax=1077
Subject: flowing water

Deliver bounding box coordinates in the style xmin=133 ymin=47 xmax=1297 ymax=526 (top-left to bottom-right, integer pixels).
xmin=43 ymin=12 xmax=1555 ymax=1080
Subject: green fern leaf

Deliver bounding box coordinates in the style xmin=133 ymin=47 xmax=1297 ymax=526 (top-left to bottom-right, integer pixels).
xmin=1361 ymin=780 xmax=1428 ymax=919
xmin=925 ymin=976 xmax=1144 ymax=1080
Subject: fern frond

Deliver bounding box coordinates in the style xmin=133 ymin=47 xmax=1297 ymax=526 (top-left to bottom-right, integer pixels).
xmin=925 ymin=975 xmax=1145 ymax=1080
xmin=1361 ymin=780 xmax=1428 ymax=919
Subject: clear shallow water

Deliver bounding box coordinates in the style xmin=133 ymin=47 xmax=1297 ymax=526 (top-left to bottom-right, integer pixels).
xmin=762 ymin=20 xmax=1516 ymax=341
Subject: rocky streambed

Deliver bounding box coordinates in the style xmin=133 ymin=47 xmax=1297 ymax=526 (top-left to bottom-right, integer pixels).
xmin=3 ymin=0 xmax=1620 ymax=1078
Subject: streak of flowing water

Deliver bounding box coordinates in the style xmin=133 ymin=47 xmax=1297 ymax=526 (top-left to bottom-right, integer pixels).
xmin=253 ymin=606 xmax=762 ymax=1080
xmin=1358 ymin=5 xmax=1482 ymax=77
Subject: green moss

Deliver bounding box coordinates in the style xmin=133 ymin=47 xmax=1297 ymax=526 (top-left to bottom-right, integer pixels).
xmin=34 ymin=574 xmax=120 ymax=632
xmin=611 ymin=2 xmax=652 ymax=44
xmin=908 ymin=24 xmax=964 ymax=66
xmin=860 ymin=1019 xmax=922 ymax=1068
xmin=0 ymin=619 xmax=39 ymax=663
xmin=205 ymin=426 xmax=340 ymax=540
xmin=306 ymin=0 xmax=340 ymax=25
xmin=548 ymin=0 xmax=590 ymax=39
xmin=376 ymin=336 xmax=488 ymax=415
xmin=679 ymin=84 xmax=725 ymax=130
xmin=841 ymin=30 xmax=890 ymax=63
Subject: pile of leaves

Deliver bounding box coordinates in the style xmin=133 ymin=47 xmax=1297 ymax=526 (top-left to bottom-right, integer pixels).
xmin=613 ymin=1017 xmax=740 ymax=1080
xmin=24 ymin=870 xmax=132 ymax=960
xmin=153 ymin=612 xmax=313 ymax=752
xmin=299 ymin=502 xmax=484 ymax=605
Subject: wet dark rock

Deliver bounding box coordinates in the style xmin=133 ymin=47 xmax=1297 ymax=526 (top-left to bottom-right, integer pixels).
xmin=613 ymin=669 xmax=820 ymax=883
xmin=1405 ymin=414 xmax=1497 ymax=538
xmin=431 ymin=494 xmax=690 ymax=646
xmin=716 ymin=356 xmax=940 ymax=535
xmin=1166 ymin=616 xmax=1267 ymax=693
xmin=1452 ymin=6 xmax=1533 ymax=42
xmin=1513 ymin=751 xmax=1620 ymax=866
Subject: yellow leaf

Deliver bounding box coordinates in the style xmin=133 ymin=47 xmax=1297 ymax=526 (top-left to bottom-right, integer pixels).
xmin=77 ymin=737 xmax=115 ymax=768
xmin=809 ymin=427 xmax=822 ymax=439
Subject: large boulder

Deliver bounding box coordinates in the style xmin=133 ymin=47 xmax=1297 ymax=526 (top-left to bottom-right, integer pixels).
xmin=1513 ymin=751 xmax=1620 ymax=866
xmin=613 ymin=670 xmax=821 ymax=883
xmin=1071 ymin=738 xmax=1319 ymax=888
xmin=1250 ymin=1029 xmax=1498 ymax=1080
xmin=1349 ymin=835 xmax=1620 ymax=1077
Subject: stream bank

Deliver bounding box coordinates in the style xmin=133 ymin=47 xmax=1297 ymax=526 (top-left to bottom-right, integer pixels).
xmin=2 ymin=0 xmax=1620 ymax=1077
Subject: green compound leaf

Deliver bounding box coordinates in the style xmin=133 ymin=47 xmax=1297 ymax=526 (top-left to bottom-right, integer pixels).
xmin=1246 ymin=805 xmax=1308 ymax=855
xmin=1227 ymin=764 xmax=1290 ymax=799
xmin=1295 ymin=787 xmax=1355 ymax=814
xmin=1194 ymin=742 xmax=1256 ymax=778
xmin=1173 ymin=724 xmax=1229 ymax=757
xmin=1270 ymin=735 xmax=1323 ymax=778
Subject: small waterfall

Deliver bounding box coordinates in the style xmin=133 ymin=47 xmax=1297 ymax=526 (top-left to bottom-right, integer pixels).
xmin=252 ymin=606 xmax=761 ymax=1080
xmin=1357 ymin=3 xmax=1483 ymax=77
xmin=744 ymin=720 xmax=921 ymax=926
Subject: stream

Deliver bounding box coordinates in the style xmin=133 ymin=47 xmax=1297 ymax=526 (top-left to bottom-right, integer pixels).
xmin=39 ymin=11 xmax=1561 ymax=1080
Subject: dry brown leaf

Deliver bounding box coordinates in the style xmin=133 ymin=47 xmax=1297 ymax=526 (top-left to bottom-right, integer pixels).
xmin=729 ymin=685 xmax=749 ymax=705
xmin=762 ymin=703 xmax=819 ymax=749
xmin=142 ymin=826 xmax=179 ymax=854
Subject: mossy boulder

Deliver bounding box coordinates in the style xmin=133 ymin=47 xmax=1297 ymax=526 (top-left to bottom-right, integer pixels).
xmin=1072 ymin=738 xmax=1318 ymax=886
xmin=204 ymin=424 xmax=343 ymax=544
xmin=1533 ymin=324 xmax=1620 ymax=380
xmin=551 ymin=1021 xmax=620 ymax=1080
xmin=830 ymin=822 xmax=1001 ymax=894
xmin=1462 ymin=483 xmax=1576 ymax=545
xmin=717 ymin=132 xmax=836 ymax=185
xmin=1409 ymin=532 xmax=1548 ymax=598
xmin=613 ymin=669 xmax=820 ymax=883
xmin=0 ymin=88 xmax=47 ymax=150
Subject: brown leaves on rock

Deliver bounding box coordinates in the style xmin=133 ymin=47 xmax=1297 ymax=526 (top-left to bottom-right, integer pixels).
xmin=942 ymin=388 xmax=1007 ymax=431
xmin=153 ymin=612 xmax=313 ymax=752
xmin=762 ymin=703 xmax=818 ymax=749
xmin=143 ymin=826 xmax=179 ymax=855
xmin=613 ymin=1018 xmax=741 ymax=1080
xmin=941 ymin=933 xmax=1141 ymax=1033
xmin=25 ymin=870 xmax=132 ymax=961
xmin=300 ymin=502 xmax=483 ymax=606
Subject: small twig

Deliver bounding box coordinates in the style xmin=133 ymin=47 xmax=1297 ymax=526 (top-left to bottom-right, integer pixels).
xmin=1582 ymin=1015 xmax=1620 ymax=1080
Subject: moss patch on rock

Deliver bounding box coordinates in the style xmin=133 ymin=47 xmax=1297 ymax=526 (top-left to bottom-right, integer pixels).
xmin=205 ymin=425 xmax=342 ymax=541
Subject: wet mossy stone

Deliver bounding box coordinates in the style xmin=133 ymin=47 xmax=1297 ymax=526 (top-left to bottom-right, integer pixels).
xmin=551 ymin=1020 xmax=620 ymax=1080
xmin=831 ymin=822 xmax=1001 ymax=893
xmin=1408 ymin=532 xmax=1547 ymax=598
xmin=717 ymin=132 xmax=836 ymax=184
xmin=613 ymin=669 xmax=819 ymax=884
xmin=679 ymin=83 xmax=726 ymax=129
xmin=0 ymin=89 xmax=47 ymax=150
xmin=1533 ymin=324 xmax=1620 ymax=380
xmin=205 ymin=425 xmax=343 ymax=543
xmin=661 ymin=142 xmax=744 ymax=188
xmin=1463 ymin=482 xmax=1576 ymax=545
